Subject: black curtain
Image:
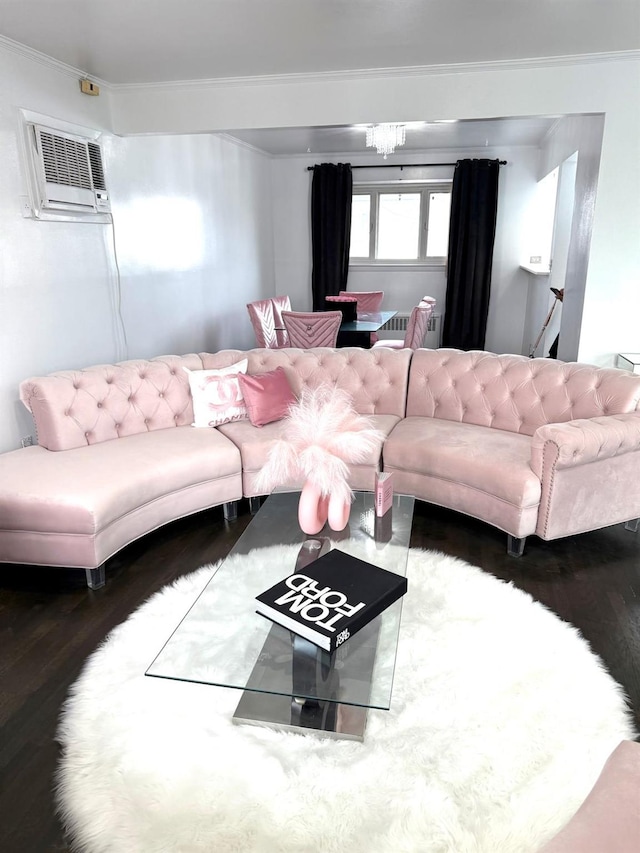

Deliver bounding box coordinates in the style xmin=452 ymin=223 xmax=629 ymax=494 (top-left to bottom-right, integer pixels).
xmin=442 ymin=159 xmax=500 ymax=350
xmin=311 ymin=163 xmax=352 ymax=311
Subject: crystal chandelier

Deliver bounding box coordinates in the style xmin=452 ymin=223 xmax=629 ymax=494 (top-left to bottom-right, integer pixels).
xmin=365 ymin=123 xmax=406 ymax=159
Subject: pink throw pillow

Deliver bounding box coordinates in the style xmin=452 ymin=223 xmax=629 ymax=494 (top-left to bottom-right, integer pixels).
xmin=238 ymin=367 xmax=297 ymax=428
xmin=184 ymin=360 xmax=248 ymax=427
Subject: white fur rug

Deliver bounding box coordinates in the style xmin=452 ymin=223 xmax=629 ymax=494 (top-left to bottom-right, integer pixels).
xmin=56 ymin=545 xmax=635 ymax=853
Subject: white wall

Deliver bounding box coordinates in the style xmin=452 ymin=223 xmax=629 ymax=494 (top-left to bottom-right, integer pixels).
xmin=537 ymin=114 xmax=605 ymax=361
xmin=272 ymin=147 xmax=537 ymax=355
xmin=105 ymin=133 xmax=274 ymax=359
xmin=0 ymin=48 xmax=115 ymax=451
xmin=111 ymin=55 xmax=640 ymax=366
xmin=0 ymin=45 xmax=273 ymax=452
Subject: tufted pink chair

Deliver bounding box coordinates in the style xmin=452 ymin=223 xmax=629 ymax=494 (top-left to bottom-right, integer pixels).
xmin=340 ymin=290 xmax=385 ymax=344
xmin=339 ymin=291 xmax=384 ymax=312
xmin=281 ymin=310 xmax=343 ymax=349
xmin=247 ymin=299 xmax=279 ymax=349
xmin=373 ymin=303 xmax=434 ymax=350
xmin=271 ymin=295 xmax=292 ymax=347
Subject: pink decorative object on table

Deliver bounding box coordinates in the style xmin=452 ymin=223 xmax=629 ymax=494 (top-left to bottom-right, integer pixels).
xmin=255 ymin=385 xmax=385 ymax=534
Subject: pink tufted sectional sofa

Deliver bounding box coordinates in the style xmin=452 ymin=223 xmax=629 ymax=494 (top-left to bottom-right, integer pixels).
xmin=1 ymin=346 xmax=640 ymax=588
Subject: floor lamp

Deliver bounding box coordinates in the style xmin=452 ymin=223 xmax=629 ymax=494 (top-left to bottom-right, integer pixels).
xmin=529 ymin=288 xmax=564 ymax=358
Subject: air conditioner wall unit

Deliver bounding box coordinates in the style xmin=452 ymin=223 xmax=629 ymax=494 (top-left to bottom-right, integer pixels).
xmin=27 ymin=123 xmax=110 ymax=217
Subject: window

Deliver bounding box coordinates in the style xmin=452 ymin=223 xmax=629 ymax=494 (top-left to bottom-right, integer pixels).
xmin=349 ymin=183 xmax=451 ymax=265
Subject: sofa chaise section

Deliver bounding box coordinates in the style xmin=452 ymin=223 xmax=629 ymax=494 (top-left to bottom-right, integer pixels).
xmin=2 ymin=355 xmax=243 ymax=587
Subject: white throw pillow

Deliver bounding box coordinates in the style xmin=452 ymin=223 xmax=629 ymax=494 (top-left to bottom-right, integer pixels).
xmin=184 ymin=360 xmax=249 ymax=427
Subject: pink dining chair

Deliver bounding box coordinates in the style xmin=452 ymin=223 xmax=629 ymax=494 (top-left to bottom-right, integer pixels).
xmin=372 ymin=303 xmax=434 ymax=350
xmin=339 ymin=291 xmax=384 ymax=312
xmin=247 ymin=298 xmax=279 ymax=348
xmin=271 ymin=295 xmax=292 ymax=347
xmin=339 ymin=290 xmax=385 ymax=343
xmin=281 ymin=310 xmax=343 ymax=349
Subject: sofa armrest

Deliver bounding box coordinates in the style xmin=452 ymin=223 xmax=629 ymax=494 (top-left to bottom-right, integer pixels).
xmin=532 ymin=414 xmax=640 ymax=540
xmin=531 ymin=413 xmax=640 ymax=477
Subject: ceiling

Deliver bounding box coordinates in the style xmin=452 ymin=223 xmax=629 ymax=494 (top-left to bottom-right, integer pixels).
xmin=0 ymin=0 xmax=637 ymax=86
xmin=224 ymin=117 xmax=560 ymax=157
xmin=0 ymin=1 xmax=634 ymax=156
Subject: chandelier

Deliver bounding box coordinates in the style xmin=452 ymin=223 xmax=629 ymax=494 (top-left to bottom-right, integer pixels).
xmin=365 ymin=123 xmax=406 ymax=159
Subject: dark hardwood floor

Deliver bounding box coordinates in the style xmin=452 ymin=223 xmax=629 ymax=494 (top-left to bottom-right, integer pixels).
xmin=1 ymin=500 xmax=639 ymax=852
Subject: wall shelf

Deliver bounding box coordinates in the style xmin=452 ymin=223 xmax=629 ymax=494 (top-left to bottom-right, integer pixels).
xmin=520 ymin=263 xmax=551 ymax=276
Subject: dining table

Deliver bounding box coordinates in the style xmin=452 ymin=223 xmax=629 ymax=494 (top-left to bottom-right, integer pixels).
xmin=336 ymin=310 xmax=397 ymax=348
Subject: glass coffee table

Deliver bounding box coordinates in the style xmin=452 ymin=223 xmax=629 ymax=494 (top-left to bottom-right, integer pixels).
xmin=146 ymin=490 xmax=414 ymax=740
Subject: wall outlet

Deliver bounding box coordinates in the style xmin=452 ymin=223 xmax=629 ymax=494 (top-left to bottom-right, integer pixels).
xmin=529 ymin=255 xmax=542 ymax=264
xmin=21 ymin=435 xmax=34 ymax=448
xmin=20 ymin=196 xmax=33 ymax=218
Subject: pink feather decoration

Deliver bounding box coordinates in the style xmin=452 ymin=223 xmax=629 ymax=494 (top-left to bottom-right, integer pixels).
xmin=255 ymin=385 xmax=385 ymax=505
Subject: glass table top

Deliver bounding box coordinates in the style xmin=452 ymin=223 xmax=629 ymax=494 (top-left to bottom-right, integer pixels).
xmin=146 ymin=490 xmax=414 ymax=710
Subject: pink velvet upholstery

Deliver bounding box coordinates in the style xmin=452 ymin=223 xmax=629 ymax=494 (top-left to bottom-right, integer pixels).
xmin=384 ymin=348 xmax=640 ymax=544
xmin=19 ymin=354 xmax=202 ymax=451
xmin=339 ymin=290 xmax=384 ymax=311
xmin=246 ymin=299 xmax=280 ymax=349
xmin=202 ymin=347 xmax=412 ymax=497
xmin=373 ymin=303 xmax=433 ymax=350
xmin=339 ymin=290 xmax=384 ymax=343
xmin=271 ymin=295 xmax=292 ymax=347
xmin=237 ymin=367 xmax=297 ymax=427
xmin=7 ymin=345 xmax=640 ymax=582
xmin=538 ymin=740 xmax=640 ymax=853
xmin=281 ymin=310 xmax=342 ymax=348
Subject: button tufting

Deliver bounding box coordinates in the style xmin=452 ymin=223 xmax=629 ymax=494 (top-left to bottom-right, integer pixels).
xmin=97 ymin=403 xmax=102 ymax=408
xmin=159 ymin=392 xmax=164 ymax=398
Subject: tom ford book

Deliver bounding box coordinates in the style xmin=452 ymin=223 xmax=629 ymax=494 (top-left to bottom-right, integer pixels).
xmin=255 ymin=549 xmax=407 ymax=652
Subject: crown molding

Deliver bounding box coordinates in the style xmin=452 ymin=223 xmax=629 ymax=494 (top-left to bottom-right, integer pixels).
xmin=0 ymin=34 xmax=111 ymax=88
xmin=1 ymin=33 xmax=637 ymax=93
xmin=111 ymin=50 xmax=640 ymax=93
xmin=216 ymin=133 xmax=272 ymax=158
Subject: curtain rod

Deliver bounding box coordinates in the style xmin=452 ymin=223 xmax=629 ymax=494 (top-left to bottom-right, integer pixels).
xmin=306 ymin=160 xmax=507 ymax=170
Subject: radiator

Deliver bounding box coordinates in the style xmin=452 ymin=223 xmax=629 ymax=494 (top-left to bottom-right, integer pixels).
xmin=380 ymin=313 xmax=442 ymax=346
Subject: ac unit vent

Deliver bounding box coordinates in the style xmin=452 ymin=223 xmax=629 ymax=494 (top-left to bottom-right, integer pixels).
xmin=39 ymin=130 xmax=93 ymax=189
xmin=26 ymin=123 xmax=111 ymax=217
xmin=87 ymin=141 xmax=107 ymax=190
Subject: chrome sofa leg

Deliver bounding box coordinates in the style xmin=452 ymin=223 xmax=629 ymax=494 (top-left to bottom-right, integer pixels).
xmin=223 ymin=501 xmax=238 ymax=522
xmin=249 ymin=496 xmax=261 ymax=515
xmin=507 ymin=535 xmax=526 ymax=557
xmin=85 ymin=564 xmax=106 ymax=589
xmin=625 ymin=518 xmax=639 ymax=532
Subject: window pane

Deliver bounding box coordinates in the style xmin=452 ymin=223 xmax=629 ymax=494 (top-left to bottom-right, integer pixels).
xmin=377 ymin=193 xmax=420 ymax=259
xmin=426 ymin=192 xmax=451 ymax=257
xmin=350 ymin=194 xmax=371 ymax=257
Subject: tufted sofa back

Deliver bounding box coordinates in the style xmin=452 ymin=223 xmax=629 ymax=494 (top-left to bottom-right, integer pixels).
xmin=20 ymin=355 xmax=202 ymax=450
xmin=20 ymin=347 xmax=413 ymax=451
xmin=200 ymin=347 xmax=412 ymax=417
xmin=407 ymin=349 xmax=640 ymax=435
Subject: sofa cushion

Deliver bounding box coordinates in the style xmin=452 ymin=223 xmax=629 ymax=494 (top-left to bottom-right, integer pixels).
xmin=20 ymin=354 xmax=204 ymax=450
xmin=0 ymin=427 xmax=242 ymax=568
xmin=406 ymin=349 xmax=640 ymax=435
xmin=219 ymin=413 xmax=401 ymax=496
xmin=184 ymin=360 xmax=248 ymax=427
xmin=383 ymin=417 xmax=541 ymax=537
xmin=200 ymin=348 xmax=413 ymax=418
xmin=237 ymin=367 xmax=297 ymax=427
